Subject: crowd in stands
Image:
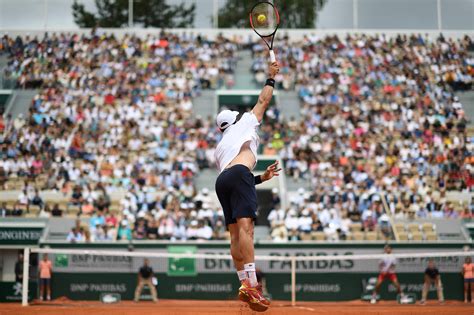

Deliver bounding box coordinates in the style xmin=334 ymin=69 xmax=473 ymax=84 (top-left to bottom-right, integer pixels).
xmin=254 ymin=33 xmax=473 ymax=237
xmin=0 ymin=31 xmax=239 ymax=240
xmin=267 ymin=187 xmax=393 ymax=241
xmin=1 ymin=31 xmax=473 ymax=241
xmin=0 ymin=31 xmax=238 ymax=192
xmin=63 ymin=187 xmax=227 ymax=242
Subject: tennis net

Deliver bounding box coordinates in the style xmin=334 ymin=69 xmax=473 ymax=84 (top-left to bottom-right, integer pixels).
xmin=21 ymin=246 xmax=472 ymax=306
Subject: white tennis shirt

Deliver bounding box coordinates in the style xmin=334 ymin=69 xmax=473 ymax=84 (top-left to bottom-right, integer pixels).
xmin=380 ymin=254 xmax=396 ymax=273
xmin=214 ymin=112 xmax=260 ymax=173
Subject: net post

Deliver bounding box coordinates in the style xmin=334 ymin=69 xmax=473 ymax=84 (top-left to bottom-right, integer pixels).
xmin=291 ymin=256 xmax=296 ymax=306
xmin=22 ymin=247 xmax=30 ymax=306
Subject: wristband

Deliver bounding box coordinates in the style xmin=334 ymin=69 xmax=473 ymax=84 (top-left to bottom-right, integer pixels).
xmin=265 ymin=78 xmax=275 ymax=88
xmin=254 ymin=175 xmax=263 ymax=185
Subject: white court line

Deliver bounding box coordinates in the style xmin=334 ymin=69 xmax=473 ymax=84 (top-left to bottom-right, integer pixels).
xmin=295 ymin=306 xmax=316 ymax=312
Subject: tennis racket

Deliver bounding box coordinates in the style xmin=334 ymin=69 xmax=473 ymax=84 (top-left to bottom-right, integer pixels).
xmin=249 ymin=1 xmax=280 ymax=63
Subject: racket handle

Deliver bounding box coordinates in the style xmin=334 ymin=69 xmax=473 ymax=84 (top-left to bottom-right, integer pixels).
xmin=269 ymin=50 xmax=276 ymax=63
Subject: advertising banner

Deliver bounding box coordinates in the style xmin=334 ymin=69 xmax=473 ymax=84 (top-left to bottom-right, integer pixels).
xmin=45 ymin=245 xmax=469 ymax=301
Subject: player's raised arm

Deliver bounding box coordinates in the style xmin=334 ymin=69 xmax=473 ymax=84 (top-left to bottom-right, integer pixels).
xmin=252 ymin=62 xmax=280 ymax=122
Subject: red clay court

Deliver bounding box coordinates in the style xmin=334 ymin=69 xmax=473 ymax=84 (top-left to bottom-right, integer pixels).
xmin=1 ymin=299 xmax=473 ymax=315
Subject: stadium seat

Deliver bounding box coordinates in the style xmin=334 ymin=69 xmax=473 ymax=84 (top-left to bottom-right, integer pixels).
xmin=311 ymin=232 xmax=326 ymax=241
xmin=421 ymin=223 xmax=435 ymax=233
xmin=393 ymin=223 xmax=405 ymax=233
xmin=6 ymin=200 xmax=16 ymax=209
xmin=425 ymin=232 xmax=438 ymax=241
xmin=407 ymin=223 xmax=420 ymax=233
xmin=350 ymin=232 xmax=364 ymax=241
xmin=397 ymin=232 xmax=409 ymax=241
xmin=349 ymin=223 xmax=362 ymax=232
xmin=59 ymin=202 xmax=72 ymax=214
xmin=410 ymin=232 xmax=423 ymax=241
xmin=365 ymin=232 xmax=377 ymax=241
xmin=300 ymin=233 xmax=312 ymax=241
xmin=109 ymin=204 xmax=122 ymax=214
xmin=28 ymin=204 xmax=41 ymax=215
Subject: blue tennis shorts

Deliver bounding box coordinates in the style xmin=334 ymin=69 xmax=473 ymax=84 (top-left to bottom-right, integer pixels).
xmin=215 ymin=164 xmax=257 ymax=226
xmin=465 ymin=278 xmax=474 ymax=283
xmin=40 ymin=278 xmax=51 ymax=286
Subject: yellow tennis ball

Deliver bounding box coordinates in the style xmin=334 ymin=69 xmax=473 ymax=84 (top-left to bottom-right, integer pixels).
xmin=257 ymin=14 xmax=266 ymax=24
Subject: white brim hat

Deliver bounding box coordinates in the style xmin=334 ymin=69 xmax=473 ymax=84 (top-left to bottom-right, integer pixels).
xmin=216 ymin=110 xmax=239 ymax=130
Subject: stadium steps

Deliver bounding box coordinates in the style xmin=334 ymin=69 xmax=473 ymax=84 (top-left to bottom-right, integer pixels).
xmin=46 ymin=217 xmax=76 ymax=240
xmin=233 ymin=50 xmax=260 ymax=90
xmin=4 ymin=89 xmax=38 ymax=118
xmin=195 ymin=169 xmax=218 ymax=192
xmin=0 ymin=55 xmax=8 ymax=88
xmin=285 ymin=176 xmax=312 ymax=191
xmin=0 ymin=55 xmax=7 ymax=68
xmin=456 ymin=90 xmax=474 ymax=129
xmin=193 ymin=90 xmax=215 ymax=118
xmin=278 ymin=90 xmax=301 ymax=121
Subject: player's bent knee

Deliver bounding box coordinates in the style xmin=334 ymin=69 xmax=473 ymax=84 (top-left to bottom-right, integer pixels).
xmin=241 ymin=226 xmax=254 ymax=238
xmin=237 ymin=218 xmax=254 ymax=236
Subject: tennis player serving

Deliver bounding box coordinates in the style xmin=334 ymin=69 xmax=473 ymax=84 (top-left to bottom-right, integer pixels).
xmin=214 ymin=60 xmax=280 ymax=312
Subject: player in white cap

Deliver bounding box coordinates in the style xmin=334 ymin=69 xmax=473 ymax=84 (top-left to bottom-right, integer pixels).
xmin=214 ymin=61 xmax=280 ymax=312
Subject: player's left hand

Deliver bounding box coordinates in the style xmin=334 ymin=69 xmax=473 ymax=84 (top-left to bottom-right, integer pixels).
xmin=261 ymin=161 xmax=282 ymax=182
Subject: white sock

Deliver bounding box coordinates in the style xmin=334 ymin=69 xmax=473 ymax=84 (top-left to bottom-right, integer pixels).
xmin=237 ymin=270 xmax=247 ymax=282
xmin=244 ymin=263 xmax=258 ymax=287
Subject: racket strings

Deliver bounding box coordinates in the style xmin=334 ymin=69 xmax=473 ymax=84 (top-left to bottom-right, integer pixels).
xmin=250 ymin=3 xmax=278 ymax=37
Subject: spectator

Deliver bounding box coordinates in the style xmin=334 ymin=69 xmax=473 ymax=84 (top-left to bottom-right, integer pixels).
xmin=0 ymin=202 xmax=9 ymax=217
xmin=363 ymin=211 xmax=377 ymax=232
xmin=97 ymin=225 xmax=115 ymax=241
xmin=38 ymin=204 xmax=51 ymax=218
xmin=186 ymin=220 xmax=200 ymax=240
xmin=212 ymin=220 xmax=227 ymax=240
xmin=38 ymin=254 xmax=52 ymax=301
xmin=11 ymin=206 xmax=23 ymax=216
xmin=298 ymin=209 xmax=313 ymax=235
xmin=157 ymin=215 xmax=174 ymax=239
xmin=30 ymin=189 xmax=44 ymax=210
xmin=133 ymin=218 xmax=148 ymax=240
xmin=70 ymin=185 xmax=84 ymax=210
xmin=105 ymin=213 xmax=118 ymax=228
xmin=92 ymin=225 xmax=105 ymax=241
xmin=378 ymin=214 xmax=392 ymax=239
xmin=117 ymin=220 xmax=132 ymax=241
xmin=147 ymin=219 xmax=159 ymax=240
xmin=89 ymin=211 xmax=106 ymax=233
xmin=66 ymin=227 xmax=84 ymax=243
xmin=270 ymin=188 xmax=281 ymax=208
xmin=271 ymin=221 xmax=288 ymax=241
xmin=51 ymin=204 xmax=63 ymax=217
xmin=196 ymin=220 xmax=213 ymax=240
xmin=17 ymin=189 xmax=28 ymax=211
xmin=267 ymin=206 xmax=286 ymax=228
